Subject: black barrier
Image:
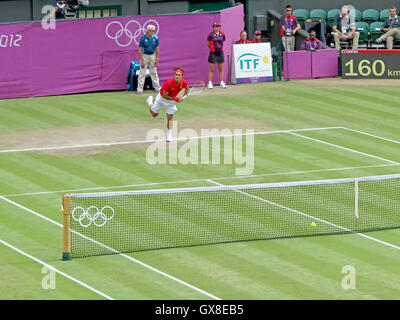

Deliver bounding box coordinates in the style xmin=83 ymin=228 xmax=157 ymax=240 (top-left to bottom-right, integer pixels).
xmin=341 ymin=49 xmax=400 ymax=79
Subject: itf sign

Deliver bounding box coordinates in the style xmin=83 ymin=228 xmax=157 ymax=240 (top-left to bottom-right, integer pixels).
xmin=231 ymin=43 xmax=273 ymax=84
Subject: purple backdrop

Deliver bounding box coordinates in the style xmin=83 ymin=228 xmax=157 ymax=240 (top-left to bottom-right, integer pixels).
xmin=0 ymin=5 xmax=244 ymax=99
xmin=283 ymin=49 xmax=338 ymax=80
xmin=283 ymin=51 xmax=311 ymax=79
xmin=311 ymin=49 xmax=338 ymax=78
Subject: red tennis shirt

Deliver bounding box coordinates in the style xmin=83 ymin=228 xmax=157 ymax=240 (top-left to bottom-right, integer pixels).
xmin=160 ymin=78 xmax=188 ymax=98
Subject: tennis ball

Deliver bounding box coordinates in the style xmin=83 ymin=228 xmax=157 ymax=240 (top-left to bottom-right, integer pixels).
xmin=310 ymin=222 xmax=316 ymax=228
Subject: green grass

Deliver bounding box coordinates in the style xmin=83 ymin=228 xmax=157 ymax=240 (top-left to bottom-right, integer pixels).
xmin=0 ymin=80 xmax=399 ymax=299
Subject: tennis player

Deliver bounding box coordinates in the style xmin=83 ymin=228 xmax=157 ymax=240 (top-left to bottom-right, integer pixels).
xmin=146 ymin=67 xmax=189 ymax=142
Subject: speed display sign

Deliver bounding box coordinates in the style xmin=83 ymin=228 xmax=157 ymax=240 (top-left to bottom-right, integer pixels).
xmin=341 ymin=49 xmax=400 ymax=79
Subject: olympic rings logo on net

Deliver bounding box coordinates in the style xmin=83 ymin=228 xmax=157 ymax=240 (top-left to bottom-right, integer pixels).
xmin=105 ymin=19 xmax=160 ymax=47
xmin=72 ymin=206 xmax=115 ymax=228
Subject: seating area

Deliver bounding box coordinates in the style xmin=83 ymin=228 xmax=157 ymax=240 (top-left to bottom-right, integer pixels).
xmin=292 ymin=8 xmax=400 ymax=49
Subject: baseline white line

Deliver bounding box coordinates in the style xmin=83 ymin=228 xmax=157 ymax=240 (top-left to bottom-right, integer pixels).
xmin=0 ymin=196 xmax=221 ymax=300
xmin=0 ymin=239 xmax=114 ymax=300
xmin=289 ymin=132 xmax=400 ymax=165
xmin=207 ymin=180 xmax=400 ymax=251
xmin=342 ymin=127 xmax=400 ymax=145
xmin=0 ymin=126 xmax=341 ymax=154
xmin=3 ymin=163 xmax=398 ymax=198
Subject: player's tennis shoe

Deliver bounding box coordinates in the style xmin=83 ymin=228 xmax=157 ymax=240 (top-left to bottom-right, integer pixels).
xmin=146 ymin=95 xmax=153 ymax=107
xmin=166 ymin=131 xmax=173 ymax=142
xmin=220 ymin=81 xmax=227 ymax=89
xmin=207 ymin=81 xmax=213 ymax=89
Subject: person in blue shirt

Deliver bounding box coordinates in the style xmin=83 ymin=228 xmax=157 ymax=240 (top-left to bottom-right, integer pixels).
xmin=137 ymin=25 xmax=161 ymax=95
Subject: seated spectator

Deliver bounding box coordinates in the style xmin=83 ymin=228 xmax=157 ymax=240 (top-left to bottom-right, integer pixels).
xmin=252 ymin=30 xmax=262 ymax=43
xmin=51 ymin=0 xmax=67 ymax=19
xmin=332 ymin=6 xmax=359 ymax=50
xmin=300 ymin=30 xmax=323 ymax=50
xmin=376 ymin=6 xmax=400 ymax=49
xmin=280 ymin=5 xmax=301 ymax=51
xmin=235 ymin=31 xmax=252 ymax=44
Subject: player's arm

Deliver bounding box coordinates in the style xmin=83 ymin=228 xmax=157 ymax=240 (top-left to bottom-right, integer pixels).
xmin=162 ymin=90 xmax=182 ymax=102
xmin=184 ymin=87 xmax=189 ymax=96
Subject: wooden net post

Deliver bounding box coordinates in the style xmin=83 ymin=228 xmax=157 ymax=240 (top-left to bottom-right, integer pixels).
xmin=62 ymin=194 xmax=71 ymax=261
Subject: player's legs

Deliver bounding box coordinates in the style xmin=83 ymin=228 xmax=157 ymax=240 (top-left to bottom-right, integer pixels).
xmin=165 ymin=101 xmax=178 ymax=142
xmin=166 ymin=114 xmax=173 ymax=142
xmin=167 ymin=114 xmax=173 ymax=130
xmin=146 ymin=94 xmax=160 ymax=117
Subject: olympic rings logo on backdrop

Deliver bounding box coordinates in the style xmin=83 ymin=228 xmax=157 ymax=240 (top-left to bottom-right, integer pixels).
xmin=72 ymin=206 xmax=115 ymax=228
xmin=105 ymin=19 xmax=160 ymax=47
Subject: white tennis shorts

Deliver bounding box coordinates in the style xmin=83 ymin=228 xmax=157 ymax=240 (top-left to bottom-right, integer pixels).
xmin=151 ymin=93 xmax=177 ymax=115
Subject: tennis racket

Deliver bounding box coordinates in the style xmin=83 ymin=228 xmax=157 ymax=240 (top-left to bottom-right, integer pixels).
xmin=177 ymin=80 xmax=206 ymax=100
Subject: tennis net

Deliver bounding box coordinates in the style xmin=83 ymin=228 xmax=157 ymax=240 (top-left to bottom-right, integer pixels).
xmin=62 ymin=174 xmax=400 ymax=259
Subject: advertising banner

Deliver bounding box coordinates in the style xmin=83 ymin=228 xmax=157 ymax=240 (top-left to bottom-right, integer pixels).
xmin=231 ymin=43 xmax=273 ymax=84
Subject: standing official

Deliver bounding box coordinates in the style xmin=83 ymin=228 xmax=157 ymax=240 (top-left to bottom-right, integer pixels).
xmin=137 ymin=25 xmax=161 ymax=95
xmin=207 ymin=22 xmax=228 ymax=89
xmin=280 ymin=5 xmax=301 ymax=51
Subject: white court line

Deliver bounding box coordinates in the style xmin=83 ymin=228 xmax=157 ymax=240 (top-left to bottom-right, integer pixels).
xmin=207 ymin=180 xmax=400 ymax=251
xmin=289 ymin=132 xmax=400 ymax=165
xmin=342 ymin=127 xmax=400 ymax=145
xmin=0 ymin=239 xmax=114 ymax=300
xmin=0 ymin=126 xmax=341 ymax=154
xmin=0 ymin=196 xmax=221 ymax=300
xmin=2 ymin=164 xmax=398 ymax=198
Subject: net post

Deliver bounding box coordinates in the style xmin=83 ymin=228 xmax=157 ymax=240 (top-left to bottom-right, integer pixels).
xmin=354 ymin=178 xmax=359 ymax=220
xmin=62 ymin=194 xmax=72 ymax=261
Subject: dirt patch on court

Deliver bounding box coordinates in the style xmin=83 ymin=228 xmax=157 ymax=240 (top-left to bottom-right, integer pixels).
xmin=0 ymin=117 xmax=271 ymax=156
